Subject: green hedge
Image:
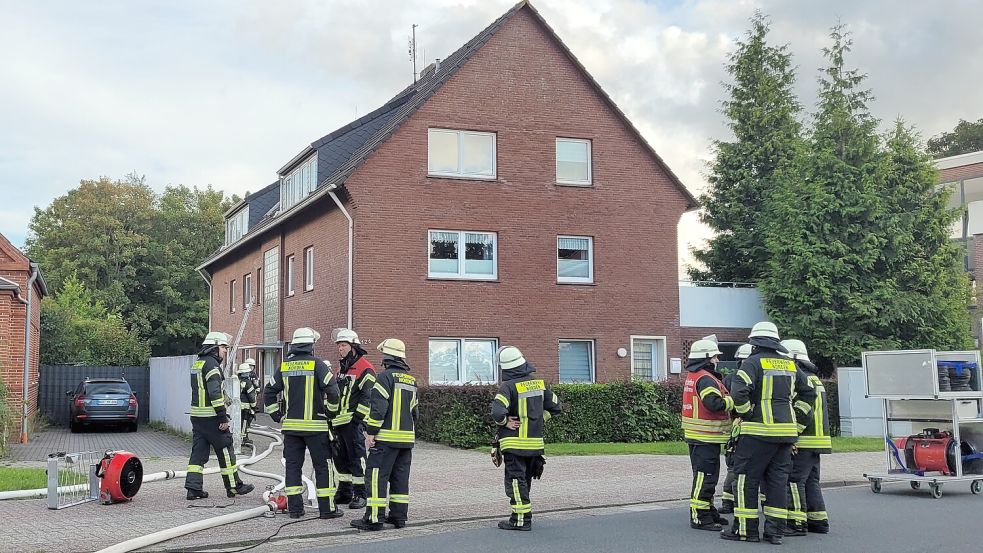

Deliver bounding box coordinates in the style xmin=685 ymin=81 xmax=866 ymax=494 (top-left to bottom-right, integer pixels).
xmin=417 ymin=377 xmax=839 ymax=449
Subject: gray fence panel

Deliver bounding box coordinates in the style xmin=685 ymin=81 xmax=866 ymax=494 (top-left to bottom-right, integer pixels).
xmin=39 ymin=365 xmax=150 ymax=426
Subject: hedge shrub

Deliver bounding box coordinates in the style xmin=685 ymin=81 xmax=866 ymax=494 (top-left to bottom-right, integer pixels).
xmin=823 ymin=378 xmax=840 ymax=437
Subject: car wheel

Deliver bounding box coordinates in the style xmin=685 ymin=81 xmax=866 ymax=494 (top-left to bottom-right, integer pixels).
xmin=128 ymin=422 xmax=138 ymax=433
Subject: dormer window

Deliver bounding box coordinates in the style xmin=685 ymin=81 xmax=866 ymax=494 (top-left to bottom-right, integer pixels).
xmin=225 ymin=206 xmax=249 ymax=246
xmin=280 ymin=155 xmax=318 ymax=211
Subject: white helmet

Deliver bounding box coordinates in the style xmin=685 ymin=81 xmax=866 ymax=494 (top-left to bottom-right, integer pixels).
xmin=688 ymin=339 xmax=722 ymax=360
xmin=202 ymin=331 xmax=231 ymax=346
xmin=780 ymin=339 xmax=809 ymax=361
xmin=335 ymin=329 xmax=360 ymax=344
xmin=292 ymin=327 xmax=321 ymax=344
xmin=498 ymin=346 xmax=526 ymax=370
xmin=377 ymin=338 xmax=406 ymax=359
xmin=735 ymin=344 xmax=752 ymax=360
xmin=237 ymin=361 xmax=254 ymax=374
xmin=749 ymin=321 xmax=780 ymax=340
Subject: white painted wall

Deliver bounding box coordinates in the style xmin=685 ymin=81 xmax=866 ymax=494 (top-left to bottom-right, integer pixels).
xmin=678 ymin=285 xmax=768 ymax=328
xmin=837 ymin=366 xmax=884 ymax=437
xmin=149 ymin=355 xmax=196 ymax=433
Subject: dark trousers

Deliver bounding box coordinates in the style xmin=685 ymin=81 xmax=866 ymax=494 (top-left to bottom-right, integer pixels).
xmin=239 ymin=409 xmax=254 ymax=439
xmin=363 ymin=443 xmax=412 ymax=524
xmin=185 ymin=416 xmax=241 ymax=493
xmin=504 ymin=453 xmax=535 ymax=526
xmin=283 ymin=432 xmax=337 ymax=515
xmin=334 ymin=422 xmax=367 ymax=500
xmin=688 ymin=443 xmax=722 ymax=524
xmin=788 ymin=450 xmax=828 ymax=530
xmin=729 ymin=436 xmax=792 ymax=538
xmin=721 ymin=467 xmax=737 ymax=506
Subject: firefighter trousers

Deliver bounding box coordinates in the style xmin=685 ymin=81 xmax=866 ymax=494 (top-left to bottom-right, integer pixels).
xmin=504 ymin=453 xmax=535 ymax=526
xmin=721 ymin=467 xmax=736 ymax=507
xmin=687 ymin=443 xmax=722 ymax=524
xmin=334 ymin=422 xmax=367 ymax=501
xmin=363 ymin=444 xmax=412 ymax=524
xmin=788 ymin=450 xmax=828 ymax=530
xmin=283 ymin=432 xmax=338 ymax=515
xmin=185 ymin=416 xmax=242 ymax=493
xmin=239 ymin=409 xmax=254 ymax=440
xmin=728 ymin=436 xmax=792 ymax=538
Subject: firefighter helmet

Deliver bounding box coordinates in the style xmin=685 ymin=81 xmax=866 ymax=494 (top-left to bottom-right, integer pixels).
xmin=292 ymin=327 xmax=320 ymax=344
xmin=498 ymin=346 xmax=526 ymax=370
xmin=335 ymin=329 xmax=361 ymax=344
xmin=781 ymin=339 xmax=809 ymax=361
xmin=377 ymin=338 xmax=406 ymax=358
xmin=688 ymin=339 xmax=722 ymax=360
xmin=735 ymin=344 xmax=752 ymax=360
xmin=237 ymin=362 xmax=254 ymax=374
xmin=749 ymin=321 xmax=780 ymax=340
xmin=202 ymin=331 xmax=230 ymax=346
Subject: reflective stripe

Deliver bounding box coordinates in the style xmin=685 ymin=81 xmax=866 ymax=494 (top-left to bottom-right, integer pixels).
xmin=390 ymin=493 xmax=409 ymax=504
xmin=721 ymin=491 xmax=734 ymax=501
xmin=191 ymin=406 xmax=218 ymax=417
xmin=337 ymin=473 xmax=352 ymax=483
xmin=494 ymin=394 xmax=510 ymax=408
xmin=798 ymin=435 xmax=833 ymax=449
xmin=699 ymin=387 xmax=722 ymax=400
xmin=499 ymin=437 xmax=545 ymax=451
xmin=332 ymin=412 xmax=354 ymax=426
xmin=734 ymin=401 xmax=751 ymax=414
xmin=221 ymin=464 xmax=237 ymax=476
xmin=205 ymin=368 xmax=221 ymax=380
xmin=763 ymin=506 xmax=788 ymax=519
xmin=377 ymin=429 xmax=415 ymax=443
xmin=740 ymin=421 xmax=798 ymax=437
xmin=736 ymin=370 xmax=752 ymax=385
xmin=794 ymin=400 xmax=812 ymax=414
xmin=317 ymin=487 xmax=337 ymax=497
xmin=691 ymin=471 xmax=706 ymax=524
xmin=682 ymin=415 xmax=732 ymax=443
xmin=187 ymin=464 xmax=203 ymax=473
xmin=760 ymin=358 xmax=796 ymax=371
xmin=364 ymin=415 xmax=383 ymax=428
xmin=789 ymin=483 xmax=806 ymax=522
xmin=543 ymin=411 xmax=552 ymax=422
xmin=807 ymin=511 xmax=828 ymax=521
xmin=373 ymin=382 xmax=390 ymax=399
xmin=265 ymin=403 xmax=280 ymax=414
xmin=723 ymin=396 xmax=734 ymax=411
xmin=360 ymin=373 xmax=377 ymax=389
xmin=369 ymin=468 xmax=381 ymax=523
xmin=281 ymin=418 xmax=330 ymax=432
xmin=352 ymin=476 xmax=365 ymax=485
xmin=761 ymin=374 xmax=774 ymax=424
xmin=356 ymin=404 xmax=371 ymax=416
xmin=285 ymin=486 xmax=304 ymax=496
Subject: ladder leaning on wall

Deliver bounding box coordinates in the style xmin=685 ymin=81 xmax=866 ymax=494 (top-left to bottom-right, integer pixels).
xmin=224 ymin=297 xmax=255 ymax=455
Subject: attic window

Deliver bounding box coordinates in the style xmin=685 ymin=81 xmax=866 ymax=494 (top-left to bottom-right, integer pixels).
xmin=280 ymin=155 xmax=318 ymax=212
xmin=428 ymin=129 xmax=496 ymax=180
xmin=225 ymin=206 xmax=249 ymax=246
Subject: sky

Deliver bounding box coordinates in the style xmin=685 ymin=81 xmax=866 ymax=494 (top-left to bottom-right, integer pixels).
xmin=1 ymin=0 xmax=981 ymax=274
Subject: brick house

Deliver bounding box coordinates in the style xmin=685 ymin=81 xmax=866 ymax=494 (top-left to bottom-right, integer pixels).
xmin=198 ymin=1 xmax=698 ymax=387
xmin=0 ymin=233 xmax=47 ymax=443
xmin=939 ymin=149 xmax=983 ymax=343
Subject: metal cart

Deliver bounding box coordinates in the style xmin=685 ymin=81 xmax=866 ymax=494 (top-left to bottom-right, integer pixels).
xmin=861 ymin=349 xmax=983 ymax=499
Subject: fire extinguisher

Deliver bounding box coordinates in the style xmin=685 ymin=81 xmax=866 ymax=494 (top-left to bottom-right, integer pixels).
xmin=96 ymin=450 xmax=143 ymax=504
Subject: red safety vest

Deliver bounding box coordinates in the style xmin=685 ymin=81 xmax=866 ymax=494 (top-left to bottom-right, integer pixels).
xmin=681 ymin=369 xmax=732 ymax=443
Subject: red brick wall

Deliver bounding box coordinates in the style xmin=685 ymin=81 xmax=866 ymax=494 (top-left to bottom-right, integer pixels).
xmin=939 ymin=161 xmax=983 ymax=183
xmin=345 ymin=9 xmax=688 ymax=383
xmin=0 ymin=257 xmax=42 ymax=441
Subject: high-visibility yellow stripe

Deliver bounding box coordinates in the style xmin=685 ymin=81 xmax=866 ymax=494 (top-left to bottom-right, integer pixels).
xmin=191 ymin=406 xmax=218 ymax=417
xmin=205 ymin=368 xmax=221 ymax=380
xmin=740 ymin=421 xmax=798 ymax=437
xmin=500 ymin=437 xmax=545 ymax=451
xmin=390 ymin=494 xmax=409 ymax=503
xmin=281 ymin=418 xmax=329 ymax=431
xmin=494 ymin=394 xmax=510 ymax=408
xmin=518 ymin=396 xmax=528 ymax=439
xmin=794 ymin=400 xmax=812 ymax=414
xmin=763 ymin=506 xmax=788 ymax=519
xmin=807 ymin=511 xmax=828 ymax=521
xmin=762 ymin=375 xmax=773 ymax=424
xmin=305 ymin=375 xmax=313 ymax=421
xmin=699 ymin=387 xmax=722 ymax=400
xmin=377 ymin=429 xmax=415 ymax=443
xmin=797 ymin=435 xmax=833 ymax=449
xmin=736 ymin=370 xmax=752 ymax=385
xmin=187 ymin=465 xmax=203 ymax=473
xmin=284 ymin=486 xmax=304 ymax=496
xmin=734 ymin=401 xmax=751 ymax=414
xmin=393 ymin=387 xmax=402 ymax=432
xmin=373 ymin=382 xmax=390 ymax=399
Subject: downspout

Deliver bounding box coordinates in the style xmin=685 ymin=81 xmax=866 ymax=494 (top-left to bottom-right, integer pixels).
xmin=21 ymin=263 xmax=39 ymax=444
xmin=326 ymin=185 xmax=353 ymax=329
xmin=197 ymin=268 xmax=213 ymax=330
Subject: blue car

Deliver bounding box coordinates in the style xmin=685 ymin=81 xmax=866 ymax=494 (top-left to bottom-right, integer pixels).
xmin=68 ymin=378 xmax=139 ymax=432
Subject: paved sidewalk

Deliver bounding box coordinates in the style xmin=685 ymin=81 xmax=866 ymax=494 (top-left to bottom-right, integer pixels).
xmin=3 ymin=431 xmax=883 ymax=553
xmin=8 ymin=426 xmax=188 ymax=463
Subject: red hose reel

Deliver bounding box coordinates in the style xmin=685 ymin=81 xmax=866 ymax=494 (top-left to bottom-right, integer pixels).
xmin=96 ymin=451 xmax=143 ymax=504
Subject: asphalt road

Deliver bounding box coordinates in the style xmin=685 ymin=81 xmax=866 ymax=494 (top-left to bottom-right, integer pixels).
xmin=302 ymin=482 xmax=983 ymax=553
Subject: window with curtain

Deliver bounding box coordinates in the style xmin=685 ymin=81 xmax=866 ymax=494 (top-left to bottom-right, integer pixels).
xmin=429 ymin=230 xmax=497 ymax=279
xmin=559 ymin=340 xmax=594 ymax=383
xmin=557 ymin=236 xmax=593 ymax=283
xmin=556 ymin=138 xmax=592 ymax=185
xmin=429 ymin=338 xmax=498 ymax=384
xmin=428 ymin=129 xmax=496 ymax=179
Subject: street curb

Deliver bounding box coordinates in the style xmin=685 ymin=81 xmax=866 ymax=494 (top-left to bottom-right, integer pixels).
xmin=156 ymin=481 xmax=870 ymax=552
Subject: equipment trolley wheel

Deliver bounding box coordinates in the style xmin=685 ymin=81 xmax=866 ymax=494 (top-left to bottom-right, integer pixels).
xmin=971 ymin=480 xmax=982 ymax=495
xmin=870 ymin=479 xmax=882 ymax=494
xmin=929 ymin=483 xmax=943 ymax=499
xmin=910 ymin=481 xmax=921 ymax=490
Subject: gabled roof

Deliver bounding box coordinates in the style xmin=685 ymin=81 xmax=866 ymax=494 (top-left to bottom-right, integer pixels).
xmin=0 ymin=233 xmax=48 ymax=296
xmin=199 ymin=0 xmax=696 ymax=271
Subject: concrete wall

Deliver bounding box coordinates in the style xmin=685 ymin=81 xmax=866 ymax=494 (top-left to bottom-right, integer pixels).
xmin=149 ymin=355 xmax=196 ymax=433
xmin=679 ymin=285 xmax=767 ymax=329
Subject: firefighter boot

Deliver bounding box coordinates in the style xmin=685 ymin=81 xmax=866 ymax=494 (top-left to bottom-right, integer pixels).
xmin=318 ymin=498 xmax=344 ymax=519
xmin=784 ymin=521 xmax=807 ymax=536
xmin=186 ymin=489 xmax=209 ymax=500
xmin=335 ymin=481 xmax=354 ymax=506
xmin=350 ymin=518 xmax=384 ymax=531
xmin=385 ymin=516 xmax=406 ymax=529
xmin=720 ymin=529 xmax=760 ymax=543
xmin=807 ymin=520 xmax=830 ymax=534
xmin=763 ymin=518 xmax=785 ymax=544
xmin=498 ymin=520 xmax=532 ymax=532
xmin=349 ymin=484 xmax=367 ymax=509
xmin=227 ymin=482 xmax=255 ymax=498
xmin=710 ymin=506 xmax=727 ymax=526
xmin=287 ymin=493 xmax=305 ymax=519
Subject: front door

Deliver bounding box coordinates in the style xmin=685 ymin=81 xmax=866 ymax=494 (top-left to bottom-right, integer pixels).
xmin=631 ymin=338 xmax=666 ymax=381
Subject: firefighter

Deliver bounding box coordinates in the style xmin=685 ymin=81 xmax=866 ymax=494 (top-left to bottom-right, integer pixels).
xmin=264 ymin=327 xmax=343 ymax=519
xmin=720 ymin=343 xmax=751 ymax=515
xmin=781 ymin=339 xmax=831 ymax=536
xmin=682 ymin=339 xmax=733 ymax=531
xmin=721 ymin=322 xmax=816 ymax=545
xmin=185 ymin=331 xmax=255 ymax=500
xmin=351 ymin=338 xmax=418 ymax=531
xmin=332 ymin=329 xmax=377 ymax=510
xmin=489 ymin=346 xmax=561 ymax=531
xmin=237 ymin=358 xmax=259 ymax=447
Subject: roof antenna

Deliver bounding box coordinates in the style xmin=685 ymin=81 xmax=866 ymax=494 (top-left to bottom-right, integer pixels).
xmin=408 ymin=24 xmax=418 ymax=83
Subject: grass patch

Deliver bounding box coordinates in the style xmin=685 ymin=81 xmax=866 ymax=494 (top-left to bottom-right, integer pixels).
xmin=0 ymin=465 xmax=89 ymax=492
xmin=147 ymin=421 xmax=192 ymax=443
xmin=477 ymin=437 xmax=884 ymax=457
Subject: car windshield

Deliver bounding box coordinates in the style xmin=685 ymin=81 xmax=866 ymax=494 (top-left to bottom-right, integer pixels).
xmin=85 ymin=383 xmax=131 ymax=395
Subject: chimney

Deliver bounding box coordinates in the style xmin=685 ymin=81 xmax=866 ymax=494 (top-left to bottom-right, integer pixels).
xmin=434 ymin=58 xmax=441 ymax=73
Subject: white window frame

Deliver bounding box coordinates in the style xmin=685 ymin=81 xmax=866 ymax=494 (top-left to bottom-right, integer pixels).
xmin=427 ymin=128 xmax=497 ymax=180
xmin=304 ymin=246 xmax=314 ymax=291
xmin=225 ymin=206 xmax=249 ymax=246
xmin=229 ymin=279 xmax=236 ymax=313
xmin=427 ymin=230 xmax=498 ymax=281
xmin=558 ymin=339 xmax=596 ymax=383
xmin=629 ymin=335 xmax=668 ymax=382
xmin=280 ymin=155 xmax=318 ymax=212
xmin=428 ymin=337 xmax=499 ymax=385
xmin=243 ymin=273 xmax=252 ymax=306
xmin=557 ymin=235 xmax=594 ymax=284
xmin=555 ymin=138 xmax=592 ymax=186
xmin=286 ymin=255 xmax=295 ymax=297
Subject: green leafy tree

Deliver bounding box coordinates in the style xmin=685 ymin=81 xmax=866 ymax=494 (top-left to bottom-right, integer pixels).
xmin=40 ymin=274 xmax=149 ymax=365
xmin=927 ymin=118 xmax=983 ymax=158
xmin=689 ymin=12 xmax=802 ymax=283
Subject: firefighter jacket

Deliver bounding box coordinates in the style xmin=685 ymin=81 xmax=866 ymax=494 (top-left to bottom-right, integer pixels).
xmin=795 ymin=359 xmax=832 ymax=453
xmin=359 ymin=357 xmax=418 ymax=448
xmin=681 ymin=358 xmax=733 ymax=444
xmin=334 ymin=345 xmax=377 ymax=427
xmin=490 ymin=362 xmax=562 ymax=456
xmin=190 ymin=350 xmax=228 ymax=419
xmin=729 ymin=338 xmax=817 ymax=443
xmin=263 ymin=344 xmax=340 ymax=435
xmin=239 ymin=374 xmax=259 ymax=410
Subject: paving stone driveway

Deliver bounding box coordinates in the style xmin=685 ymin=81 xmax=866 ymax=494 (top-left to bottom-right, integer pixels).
xmin=7 ymin=425 xmax=189 ymax=463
